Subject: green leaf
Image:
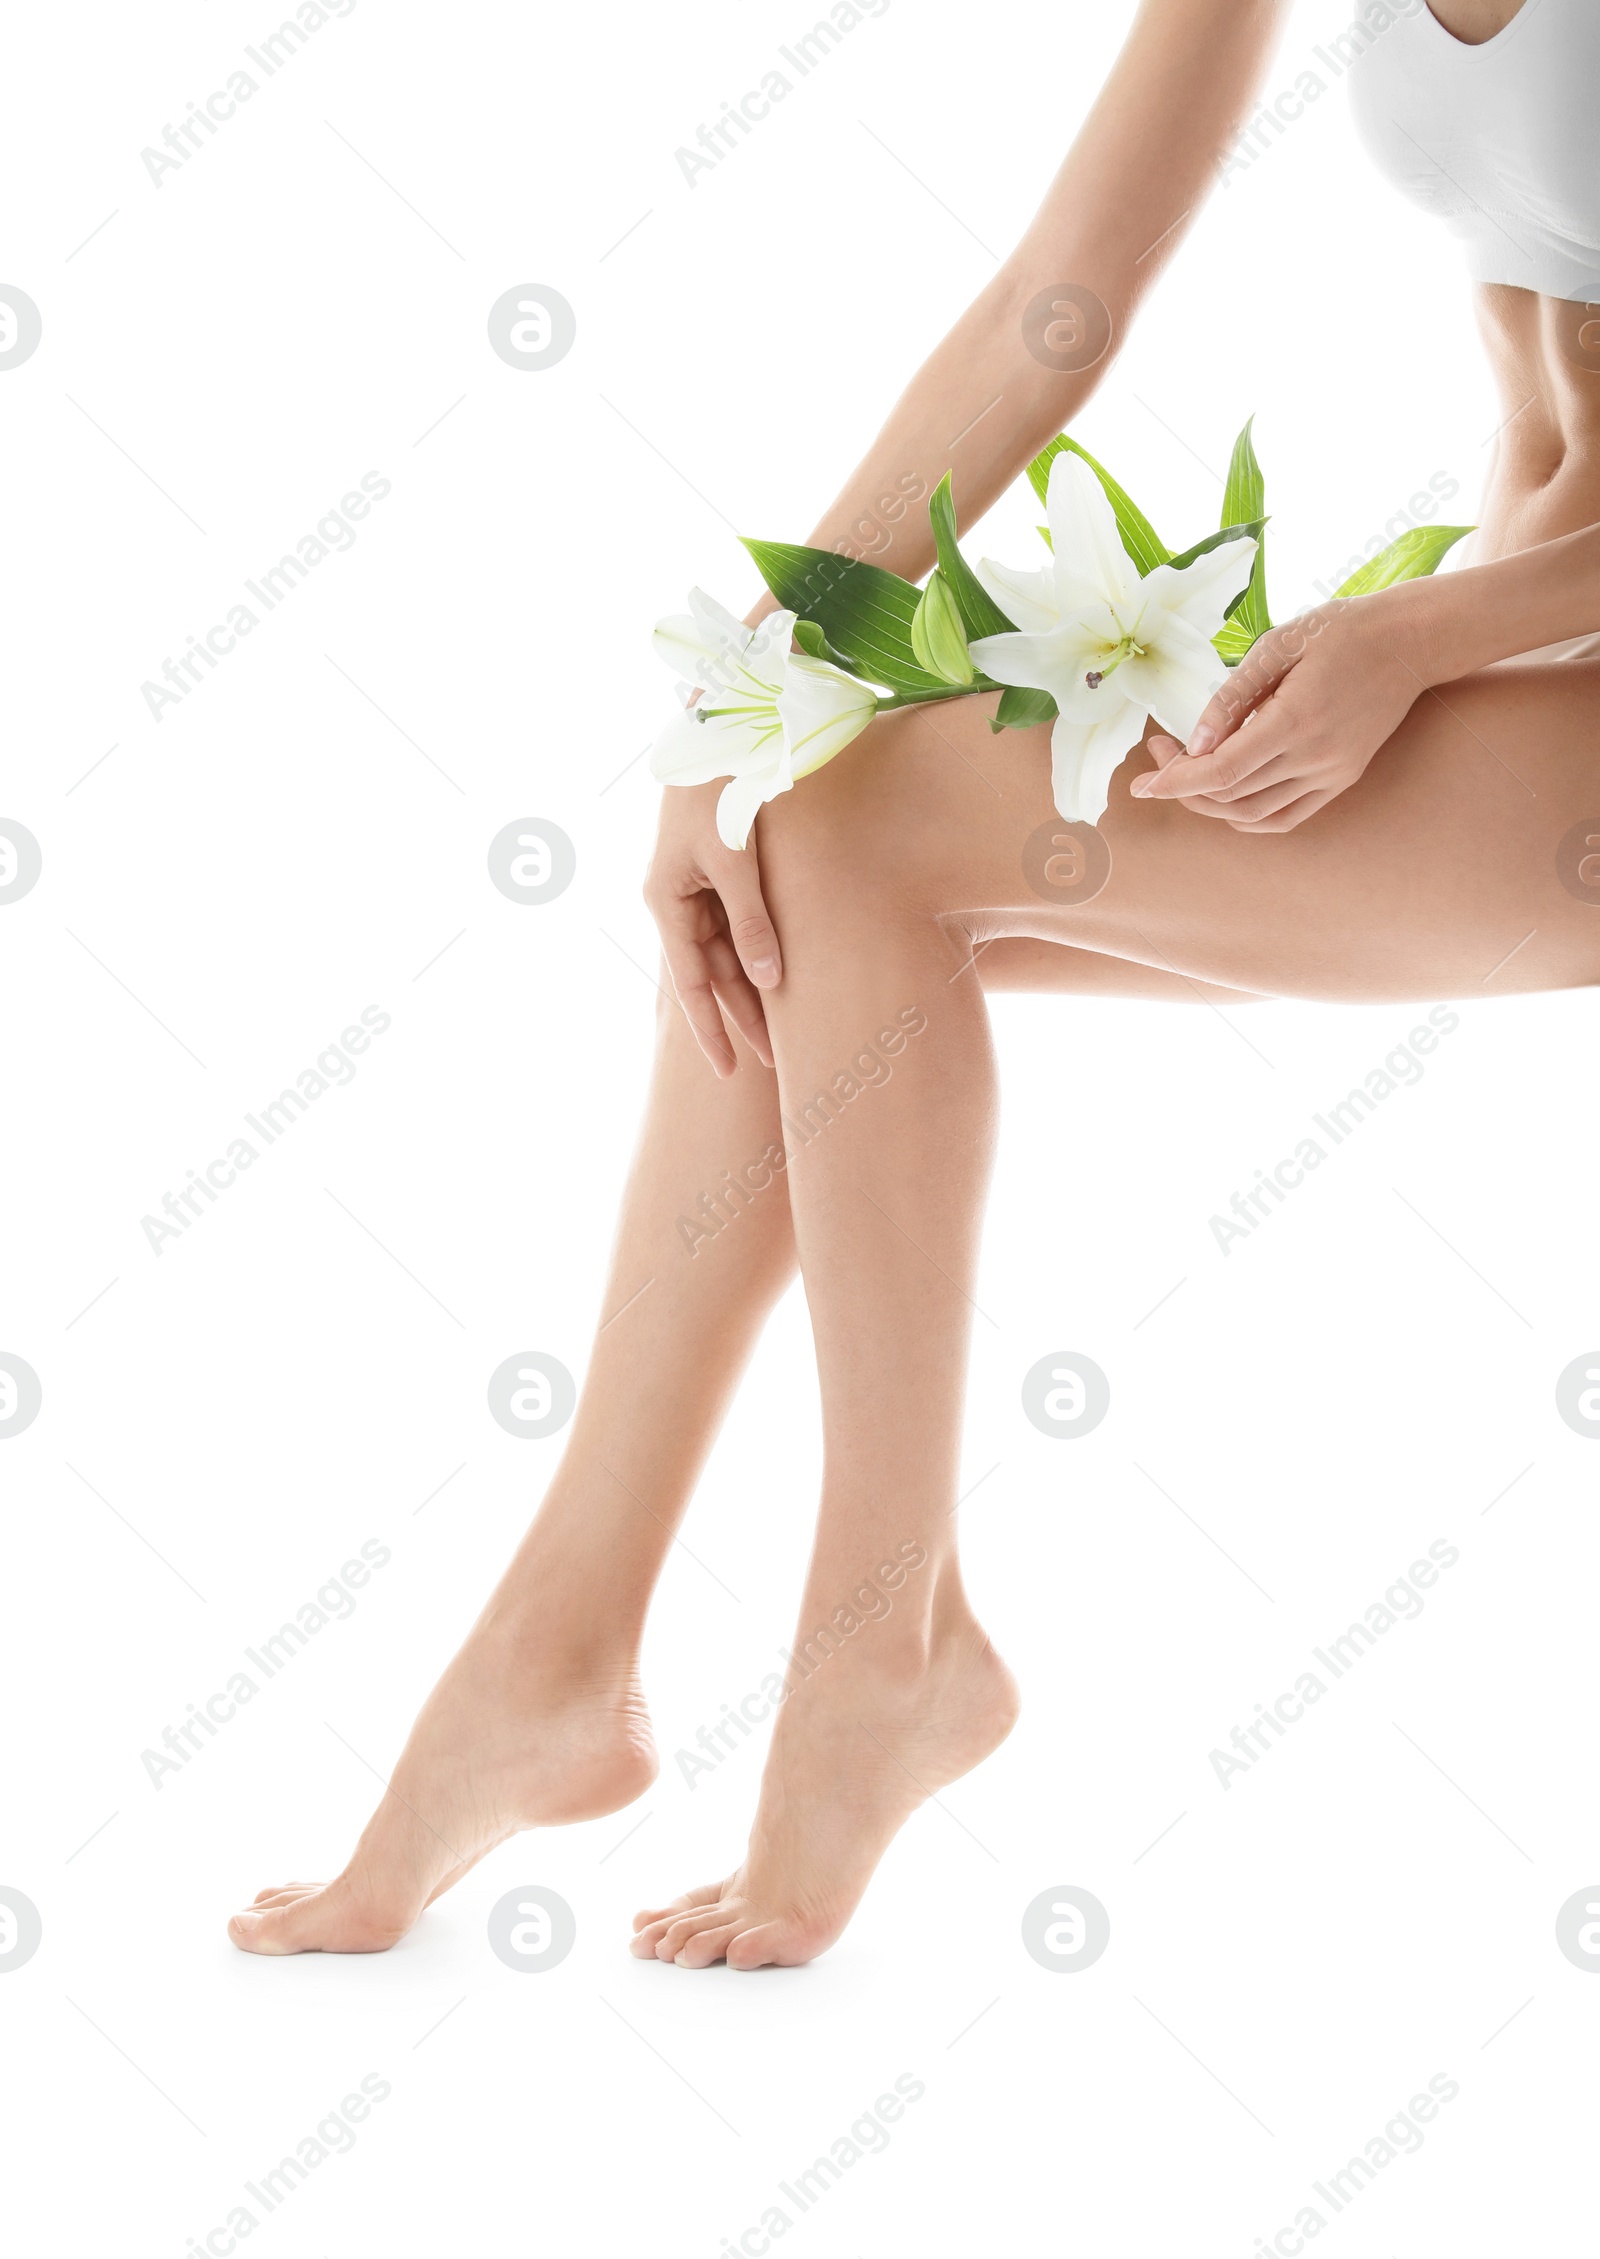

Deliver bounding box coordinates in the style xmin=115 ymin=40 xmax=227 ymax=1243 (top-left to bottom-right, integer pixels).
xmin=988 ymin=684 xmax=1057 ymax=733
xmin=1025 ymin=434 xmax=1170 ymax=575
xmin=1221 ymin=415 xmax=1265 ymax=533
xmin=927 ymin=472 xmax=1015 ymax=638
xmin=1212 ymin=615 xmax=1262 ymax=667
xmin=791 ymin=618 xmax=849 ymax=666
xmin=1220 ymin=417 xmax=1271 ymax=641
xmin=1166 ymin=518 xmax=1270 ymax=634
xmin=742 ymin=539 xmax=948 ymax=698
xmin=1165 ymin=519 xmax=1267 ymax=577
xmin=1332 ymin=524 xmax=1474 ymax=599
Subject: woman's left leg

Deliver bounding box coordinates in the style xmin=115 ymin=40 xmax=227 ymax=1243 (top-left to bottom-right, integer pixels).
xmin=631 ymin=656 xmax=1600 ymax=1969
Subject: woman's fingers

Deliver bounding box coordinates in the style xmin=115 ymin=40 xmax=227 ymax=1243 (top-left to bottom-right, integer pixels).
xmin=644 ymin=785 xmax=781 ymax=1077
xmin=701 ymin=928 xmax=774 ymax=1067
xmin=1128 ymin=730 xmax=1189 ymax=796
xmin=1226 ymin=786 xmax=1332 ymax=834
xmin=652 ymin=893 xmax=738 ymax=1077
xmin=1177 ymin=768 xmax=1315 ymax=823
xmin=1160 ymin=750 xmax=1301 ymax=815
xmin=696 ymin=836 xmax=780 ymax=1067
xmin=1182 ymin=638 xmax=1293 ymax=757
xmin=713 ymin=839 xmax=784 ymax=991
xmin=1177 ymin=605 xmax=1336 ymax=764
xmin=673 ymin=964 xmax=737 ymax=1076
xmin=1132 ymin=708 xmax=1289 ymax=800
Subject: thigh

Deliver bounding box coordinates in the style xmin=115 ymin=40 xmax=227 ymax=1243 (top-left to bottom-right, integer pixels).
xmin=766 ymin=659 xmax=1600 ymax=1003
xmin=975 ymin=937 xmax=1265 ymax=1002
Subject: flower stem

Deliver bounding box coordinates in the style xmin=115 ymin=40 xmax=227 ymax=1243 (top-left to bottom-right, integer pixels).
xmin=873 ymin=678 xmax=999 ymax=713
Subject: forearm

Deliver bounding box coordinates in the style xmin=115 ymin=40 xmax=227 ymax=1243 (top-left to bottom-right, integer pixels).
xmin=1377 ymin=519 xmax=1600 ymax=684
xmin=785 ymin=0 xmax=1288 ymax=595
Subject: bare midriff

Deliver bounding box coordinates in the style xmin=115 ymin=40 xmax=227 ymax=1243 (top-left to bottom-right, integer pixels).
xmin=1472 ymin=287 xmax=1600 ymax=566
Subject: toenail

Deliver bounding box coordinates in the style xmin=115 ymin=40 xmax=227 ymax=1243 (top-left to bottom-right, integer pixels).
xmin=232 ymin=1912 xmax=262 ymax=1932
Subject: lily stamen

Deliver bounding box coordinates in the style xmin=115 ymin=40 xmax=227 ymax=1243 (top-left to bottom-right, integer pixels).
xmin=1083 ymin=634 xmax=1145 ymax=690
xmin=966 ymin=453 xmax=1259 ymax=822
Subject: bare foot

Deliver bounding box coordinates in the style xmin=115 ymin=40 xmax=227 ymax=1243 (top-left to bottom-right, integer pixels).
xmin=630 ymin=1612 xmax=1018 ymax=1970
xmin=228 ymin=1616 xmax=656 ymax=1955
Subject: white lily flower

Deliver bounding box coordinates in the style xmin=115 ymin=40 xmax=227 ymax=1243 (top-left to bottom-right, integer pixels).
xmin=969 ymin=453 xmax=1259 ymax=824
xmin=649 ymin=588 xmax=878 ymax=849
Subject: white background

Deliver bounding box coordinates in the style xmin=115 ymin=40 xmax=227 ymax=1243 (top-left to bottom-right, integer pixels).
xmin=3 ymin=0 xmax=1598 ymax=2252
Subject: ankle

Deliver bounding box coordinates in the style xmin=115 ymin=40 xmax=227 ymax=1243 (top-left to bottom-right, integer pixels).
xmin=471 ymin=1587 xmax=642 ymax=1687
xmin=784 ymin=1559 xmax=979 ymax=1685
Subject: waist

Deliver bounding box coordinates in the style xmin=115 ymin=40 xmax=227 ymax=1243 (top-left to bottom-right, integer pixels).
xmin=1473 ymin=306 xmax=1600 ymax=552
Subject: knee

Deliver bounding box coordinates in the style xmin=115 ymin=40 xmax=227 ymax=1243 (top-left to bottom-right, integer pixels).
xmin=756 ymin=708 xmax=942 ymax=930
xmin=757 ymin=730 xmax=891 ymax=923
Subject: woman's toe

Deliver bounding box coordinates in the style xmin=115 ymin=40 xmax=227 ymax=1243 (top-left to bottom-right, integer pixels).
xmin=229 ymin=1877 xmax=408 ymax=1956
xmin=633 ymin=1882 xmax=720 ymax=1933
xmin=656 ymin=1911 xmax=715 ymax=1960
xmin=727 ymin=1920 xmax=803 ymax=1970
xmin=657 ymin=1902 xmax=738 ymax=1958
xmin=229 ymin=1895 xmax=328 ymax=1955
xmin=675 ymin=1922 xmax=739 ymax=1968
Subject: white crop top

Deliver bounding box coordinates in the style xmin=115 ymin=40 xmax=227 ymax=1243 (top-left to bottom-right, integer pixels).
xmin=1346 ymin=0 xmax=1600 ymax=303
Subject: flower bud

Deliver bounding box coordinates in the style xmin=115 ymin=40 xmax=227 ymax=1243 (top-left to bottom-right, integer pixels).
xmin=911 ymin=571 xmax=976 ymax=686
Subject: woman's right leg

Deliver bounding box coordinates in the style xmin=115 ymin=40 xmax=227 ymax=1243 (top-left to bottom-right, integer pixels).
xmin=630 ymin=651 xmax=1600 ymax=1971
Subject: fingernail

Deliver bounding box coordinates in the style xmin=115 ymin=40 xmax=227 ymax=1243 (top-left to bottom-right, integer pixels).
xmin=749 ymin=956 xmax=780 ymax=986
xmin=1130 ymin=777 xmax=1150 ymax=797
xmin=1187 ymin=727 xmax=1215 ymax=757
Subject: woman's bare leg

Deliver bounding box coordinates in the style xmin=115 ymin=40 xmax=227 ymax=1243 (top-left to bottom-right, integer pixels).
xmin=631 ymin=656 xmax=1600 ymax=1970
xmin=633 ymin=811 xmax=1024 ymax=1970
xmin=227 ymin=901 xmax=1236 ymax=1951
xmin=228 ymin=993 xmax=797 ymax=1952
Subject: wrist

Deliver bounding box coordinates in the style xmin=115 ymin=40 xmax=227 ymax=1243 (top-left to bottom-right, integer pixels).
xmin=1345 ymin=574 xmax=1466 ymax=691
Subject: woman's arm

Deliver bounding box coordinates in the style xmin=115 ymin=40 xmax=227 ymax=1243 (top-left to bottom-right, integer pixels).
xmin=789 ymin=0 xmax=1290 ymax=584
xmin=648 ymin=0 xmax=1293 ymax=1072
xmin=1402 ymin=519 xmax=1600 ymax=675
xmin=1134 ymin=520 xmax=1600 ymax=833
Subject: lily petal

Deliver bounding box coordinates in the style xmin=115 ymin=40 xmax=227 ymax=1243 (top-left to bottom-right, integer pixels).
xmin=1119 ymin=616 xmax=1227 ymax=740
xmin=972 ymin=558 xmax=1059 ymax=636
xmin=650 ymin=706 xmax=772 ymax=785
xmin=1049 ymin=699 xmax=1149 ymax=825
xmin=654 ymin=592 xmax=795 ymax=704
xmin=650 ymin=712 xmax=728 ymax=786
xmin=781 ymin=654 xmax=879 ymax=778
xmin=652 ymin=612 xmax=723 ymax=690
xmin=735 ymin=606 xmax=799 ymax=694
xmin=687 ymin=587 xmax=757 ymax=660
xmin=1144 ymin=537 xmax=1258 ymax=634
xmin=1046 ymin=452 xmax=1133 ymax=615
xmin=970 ymin=622 xmax=1108 ymax=717
xmin=716 ymin=765 xmax=784 ymax=851
xmin=967 ymin=629 xmax=1055 ymax=689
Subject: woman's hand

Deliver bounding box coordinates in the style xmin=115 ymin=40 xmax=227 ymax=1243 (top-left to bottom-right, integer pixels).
xmin=643 ymin=779 xmax=784 ymax=1077
xmin=1129 ymin=598 xmax=1428 ymax=832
